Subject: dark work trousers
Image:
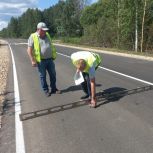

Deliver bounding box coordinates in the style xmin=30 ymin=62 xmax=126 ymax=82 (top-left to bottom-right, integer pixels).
xmin=81 ymin=72 xmax=91 ymax=96
xmin=80 ymin=62 xmax=100 ymax=96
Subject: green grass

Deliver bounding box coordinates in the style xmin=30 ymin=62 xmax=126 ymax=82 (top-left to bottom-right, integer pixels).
xmin=52 ymin=37 xmax=153 ymax=58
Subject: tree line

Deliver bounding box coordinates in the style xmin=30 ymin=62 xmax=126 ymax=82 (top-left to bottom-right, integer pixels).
xmin=0 ymin=0 xmax=153 ymax=52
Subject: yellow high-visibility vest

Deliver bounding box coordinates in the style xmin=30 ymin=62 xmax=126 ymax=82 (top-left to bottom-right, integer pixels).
xmin=71 ymin=51 xmax=101 ymax=73
xmin=31 ymin=32 xmax=57 ymax=62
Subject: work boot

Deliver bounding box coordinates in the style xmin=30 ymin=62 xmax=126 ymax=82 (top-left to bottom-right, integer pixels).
xmin=80 ymin=94 xmax=89 ymax=99
xmin=45 ymin=91 xmax=51 ymax=97
xmin=51 ymin=89 xmax=61 ymax=94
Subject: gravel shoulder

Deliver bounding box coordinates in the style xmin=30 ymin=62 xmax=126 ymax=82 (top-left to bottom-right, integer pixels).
xmin=0 ymin=40 xmax=10 ymax=128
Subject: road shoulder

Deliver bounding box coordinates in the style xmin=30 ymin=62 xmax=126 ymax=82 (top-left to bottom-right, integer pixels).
xmin=0 ymin=40 xmax=10 ymax=128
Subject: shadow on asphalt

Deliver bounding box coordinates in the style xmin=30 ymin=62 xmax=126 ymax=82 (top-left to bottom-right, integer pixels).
xmin=61 ymin=83 xmax=102 ymax=93
xmin=1 ymin=91 xmax=14 ymax=114
xmin=61 ymin=85 xmax=82 ymax=93
xmin=19 ymin=85 xmax=153 ymax=121
xmin=96 ymin=87 xmax=127 ymax=108
xmin=1 ymin=90 xmax=25 ymax=116
xmin=3 ymin=99 xmax=25 ymax=116
xmin=0 ymin=91 xmax=14 ymax=96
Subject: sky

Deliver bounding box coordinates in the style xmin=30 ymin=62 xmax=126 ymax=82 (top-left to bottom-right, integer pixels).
xmin=0 ymin=0 xmax=98 ymax=31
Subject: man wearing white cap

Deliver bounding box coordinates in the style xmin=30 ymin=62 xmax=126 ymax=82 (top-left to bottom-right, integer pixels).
xmin=27 ymin=22 xmax=61 ymax=97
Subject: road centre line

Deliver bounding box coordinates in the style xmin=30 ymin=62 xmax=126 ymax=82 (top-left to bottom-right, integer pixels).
xmin=9 ymin=44 xmax=25 ymax=153
xmin=57 ymin=52 xmax=153 ymax=86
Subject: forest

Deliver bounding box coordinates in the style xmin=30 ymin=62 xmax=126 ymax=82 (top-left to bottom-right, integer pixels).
xmin=0 ymin=0 xmax=153 ymax=53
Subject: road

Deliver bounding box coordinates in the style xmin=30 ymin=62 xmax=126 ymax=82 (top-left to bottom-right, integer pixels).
xmin=1 ymin=39 xmax=153 ymax=153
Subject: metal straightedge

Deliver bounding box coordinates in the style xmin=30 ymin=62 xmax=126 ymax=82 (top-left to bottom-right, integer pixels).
xmin=20 ymin=85 xmax=153 ymax=121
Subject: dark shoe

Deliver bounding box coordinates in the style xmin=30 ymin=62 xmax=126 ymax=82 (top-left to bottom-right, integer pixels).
xmin=56 ymin=89 xmax=61 ymax=94
xmin=51 ymin=89 xmax=61 ymax=94
xmin=45 ymin=91 xmax=51 ymax=97
xmin=81 ymin=94 xmax=89 ymax=99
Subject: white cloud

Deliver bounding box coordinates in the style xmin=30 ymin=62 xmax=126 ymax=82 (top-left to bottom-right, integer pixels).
xmin=0 ymin=0 xmax=38 ymax=31
xmin=0 ymin=12 xmax=19 ymax=16
xmin=0 ymin=21 xmax=8 ymax=31
xmin=0 ymin=2 xmax=27 ymax=9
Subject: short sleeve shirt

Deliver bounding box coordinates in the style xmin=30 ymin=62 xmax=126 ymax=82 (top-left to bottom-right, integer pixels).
xmin=28 ymin=32 xmax=52 ymax=59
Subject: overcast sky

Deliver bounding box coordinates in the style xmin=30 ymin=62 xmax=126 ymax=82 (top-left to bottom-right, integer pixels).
xmin=0 ymin=0 xmax=98 ymax=31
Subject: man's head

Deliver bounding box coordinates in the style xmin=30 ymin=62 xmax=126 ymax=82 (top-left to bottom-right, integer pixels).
xmin=37 ymin=22 xmax=49 ymax=37
xmin=76 ymin=59 xmax=86 ymax=72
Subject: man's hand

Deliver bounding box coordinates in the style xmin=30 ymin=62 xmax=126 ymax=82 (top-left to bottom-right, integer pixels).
xmin=31 ymin=60 xmax=37 ymax=67
xmin=90 ymin=97 xmax=96 ymax=108
xmin=27 ymin=47 xmax=37 ymax=67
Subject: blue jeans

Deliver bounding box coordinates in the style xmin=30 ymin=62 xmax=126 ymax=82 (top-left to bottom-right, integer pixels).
xmin=37 ymin=59 xmax=57 ymax=93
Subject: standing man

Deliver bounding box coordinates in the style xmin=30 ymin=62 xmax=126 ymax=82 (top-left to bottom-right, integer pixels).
xmin=71 ymin=51 xmax=101 ymax=108
xmin=27 ymin=22 xmax=61 ymax=97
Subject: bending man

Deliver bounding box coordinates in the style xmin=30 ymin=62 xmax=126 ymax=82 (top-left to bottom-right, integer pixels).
xmin=71 ymin=51 xmax=101 ymax=107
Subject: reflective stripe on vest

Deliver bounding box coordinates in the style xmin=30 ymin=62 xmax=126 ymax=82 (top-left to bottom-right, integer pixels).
xmin=91 ymin=52 xmax=102 ymax=69
xmin=31 ymin=32 xmax=57 ymax=62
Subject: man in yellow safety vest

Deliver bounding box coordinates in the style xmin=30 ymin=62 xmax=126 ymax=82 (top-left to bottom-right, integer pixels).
xmin=71 ymin=51 xmax=101 ymax=108
xmin=27 ymin=22 xmax=61 ymax=97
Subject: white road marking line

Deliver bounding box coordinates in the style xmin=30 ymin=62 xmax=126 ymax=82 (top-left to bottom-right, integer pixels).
xmin=10 ymin=43 xmax=153 ymax=86
xmin=99 ymin=66 xmax=153 ymax=86
xmin=9 ymin=44 xmax=25 ymax=153
xmin=58 ymin=52 xmax=71 ymax=58
xmin=57 ymin=52 xmax=153 ymax=86
xmin=12 ymin=43 xmax=27 ymax=45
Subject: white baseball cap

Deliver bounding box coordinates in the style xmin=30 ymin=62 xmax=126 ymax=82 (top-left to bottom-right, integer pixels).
xmin=37 ymin=22 xmax=49 ymax=31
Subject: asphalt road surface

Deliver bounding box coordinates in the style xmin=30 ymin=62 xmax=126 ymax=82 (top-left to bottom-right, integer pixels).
xmin=1 ymin=39 xmax=153 ymax=153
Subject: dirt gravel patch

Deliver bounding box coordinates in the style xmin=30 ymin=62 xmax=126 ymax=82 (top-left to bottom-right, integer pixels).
xmin=0 ymin=40 xmax=10 ymax=128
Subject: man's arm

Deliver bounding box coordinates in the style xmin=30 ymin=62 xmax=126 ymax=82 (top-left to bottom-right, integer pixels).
xmin=90 ymin=78 xmax=96 ymax=102
xmin=27 ymin=46 xmax=37 ymax=67
xmin=89 ymin=65 xmax=96 ymax=107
